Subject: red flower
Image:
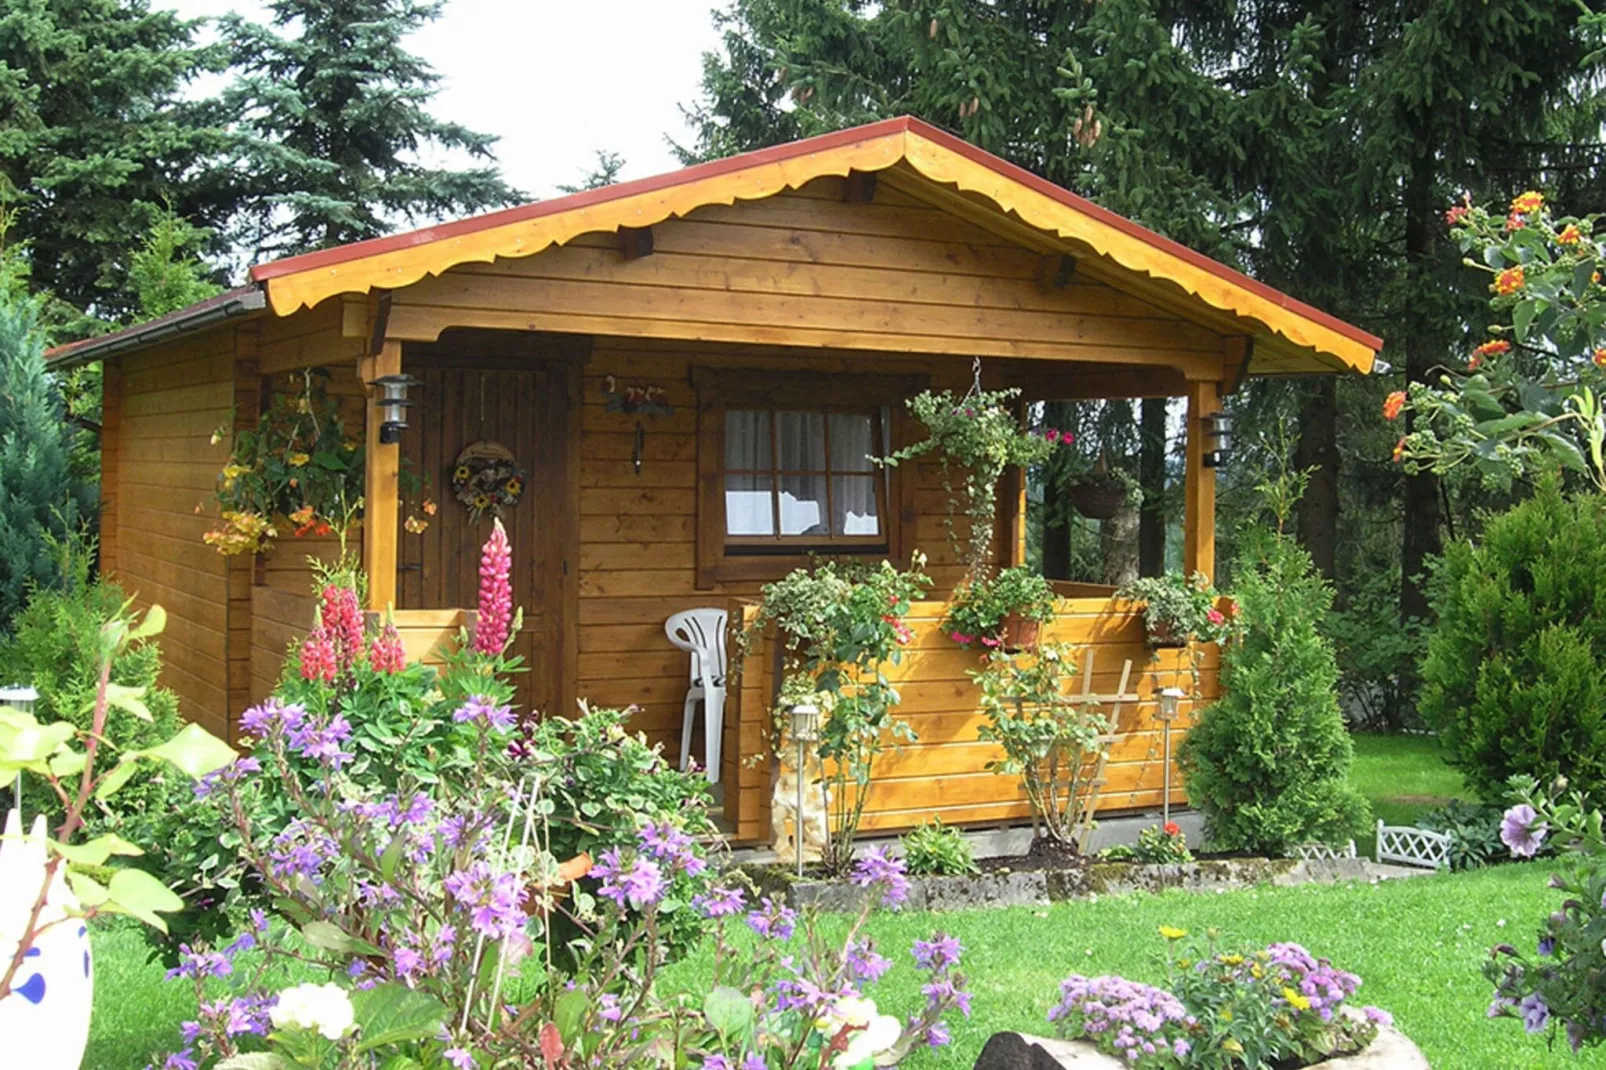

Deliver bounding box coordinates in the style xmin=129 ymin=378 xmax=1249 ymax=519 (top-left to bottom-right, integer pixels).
xmin=369 ymin=621 xmax=406 ymax=674
xmin=1445 ymin=204 xmax=1469 ymax=226
xmin=1206 ymin=608 xmax=1225 ymax=626
xmin=1558 ymin=224 xmax=1582 ymax=246
xmin=1594 ymin=348 xmax=1606 ymax=369
xmin=474 ymin=519 xmax=514 ymax=656
xmin=1164 ymin=822 xmax=1182 ymax=837
xmin=1382 ymin=391 xmax=1406 ymax=421
xmin=980 ymin=636 xmax=1000 ymax=648
xmin=1495 ymin=266 xmax=1525 ymax=295
xmin=299 ymin=624 xmax=338 ymax=684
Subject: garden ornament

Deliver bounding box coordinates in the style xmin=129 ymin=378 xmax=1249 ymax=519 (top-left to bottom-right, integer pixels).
xmin=0 ymin=808 xmax=94 ymax=1070
xmin=771 ymin=730 xmax=829 ymax=867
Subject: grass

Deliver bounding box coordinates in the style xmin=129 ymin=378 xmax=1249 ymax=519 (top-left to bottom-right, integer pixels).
xmin=89 ymin=864 xmax=1600 ymax=1070
xmin=1350 ymin=732 xmax=1473 ymax=855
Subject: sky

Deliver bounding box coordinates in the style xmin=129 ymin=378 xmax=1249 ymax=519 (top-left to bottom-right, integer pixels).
xmin=158 ymin=0 xmax=728 ymax=202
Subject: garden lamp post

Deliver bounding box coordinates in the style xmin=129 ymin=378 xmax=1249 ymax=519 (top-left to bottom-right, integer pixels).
xmin=1156 ymin=687 xmax=1186 ymax=827
xmin=789 ymin=702 xmax=821 ymax=878
xmin=373 ymin=374 xmax=422 ymax=444
xmin=0 ymin=685 xmax=38 ymax=813
xmin=1200 ymin=412 xmax=1234 ymax=468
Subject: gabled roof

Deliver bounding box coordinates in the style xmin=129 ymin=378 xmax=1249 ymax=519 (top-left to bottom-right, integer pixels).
xmin=52 ymin=116 xmax=1381 ymax=373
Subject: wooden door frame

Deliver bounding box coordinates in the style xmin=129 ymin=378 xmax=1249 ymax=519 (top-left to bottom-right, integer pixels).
xmin=397 ymin=329 xmax=591 ymax=717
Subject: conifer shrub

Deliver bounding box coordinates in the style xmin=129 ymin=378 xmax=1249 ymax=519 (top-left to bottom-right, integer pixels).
xmin=1179 ymin=529 xmax=1370 ymax=855
xmin=1418 ymin=482 xmax=1606 ymax=804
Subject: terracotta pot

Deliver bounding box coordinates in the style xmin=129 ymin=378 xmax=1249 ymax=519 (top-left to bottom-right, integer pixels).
xmin=525 ymin=852 xmax=593 ymax=917
xmin=999 ymin=613 xmax=1041 ymax=653
xmin=1146 ymin=618 xmax=1188 ymax=648
xmin=1068 ymin=480 xmax=1127 ymax=520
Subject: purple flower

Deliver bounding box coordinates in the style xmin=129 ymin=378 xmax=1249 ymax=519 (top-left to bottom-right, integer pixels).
xmin=639 ymin=821 xmax=707 ymax=875
xmin=192 ymin=756 xmax=262 ymax=799
xmin=250 ymin=909 xmax=269 ymax=935
xmin=178 ymin=1021 xmax=202 ymax=1044
xmin=165 ymin=944 xmax=232 ymax=982
xmin=443 ymin=862 xmax=527 ymax=939
xmin=740 ymin=1052 xmax=766 ymax=1070
xmin=1362 ymin=1006 xmax=1394 ymax=1027
xmin=239 ymin=698 xmax=304 ymax=738
xmin=444 ymin=1048 xmax=476 ymax=1070
xmin=1521 ymin=992 xmax=1549 ymax=1034
xmin=1173 ymin=1038 xmax=1192 ymax=1057
xmin=592 ymin=847 xmax=667 ymax=910
xmin=431 ymin=925 xmax=457 ymax=968
xmin=923 ymin=978 xmax=972 ymax=1018
xmin=851 ymin=846 xmax=911 ymax=907
xmin=1501 ymin=804 xmax=1547 ymax=858
xmin=287 ymin=712 xmax=354 ymax=768
xmin=745 ymin=897 xmax=796 ymax=941
xmin=912 ymin=933 xmax=963 ymax=971
xmin=598 ymin=993 xmax=624 ymax=1022
xmin=924 ymin=1020 xmax=952 ymax=1048
xmin=701 ymin=1058 xmax=732 ymax=1070
xmin=693 ymin=885 xmax=746 ymax=919
xmin=454 ymin=695 xmax=515 ymax=732
xmin=393 ymin=945 xmax=424 ymax=981
xmin=1539 ymin=936 xmax=1556 ymax=957
xmin=162 ymin=1050 xmax=198 ymax=1070
xmin=846 ymin=939 xmax=892 ymax=983
xmin=220 ymin=995 xmax=272 ymax=1037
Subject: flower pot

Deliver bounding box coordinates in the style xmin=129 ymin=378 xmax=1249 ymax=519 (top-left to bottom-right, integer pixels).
xmin=999 ymin=613 xmax=1041 ymax=653
xmin=1067 ymin=480 xmax=1127 ymax=520
xmin=524 ymin=852 xmax=593 ymax=917
xmin=1145 ymin=618 xmax=1188 ymax=649
xmin=0 ymin=810 xmax=93 ymax=1070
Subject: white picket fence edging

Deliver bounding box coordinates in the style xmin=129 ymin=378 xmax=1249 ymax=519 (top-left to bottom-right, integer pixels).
xmin=1375 ymin=821 xmax=1452 ymax=870
xmin=1293 ymin=840 xmax=1357 ymax=861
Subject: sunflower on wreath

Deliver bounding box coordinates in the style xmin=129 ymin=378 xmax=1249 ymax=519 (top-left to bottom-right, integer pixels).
xmin=450 ymin=442 xmax=525 ymax=523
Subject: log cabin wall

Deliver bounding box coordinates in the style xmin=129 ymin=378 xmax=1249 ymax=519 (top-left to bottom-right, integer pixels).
xmin=106 ymin=325 xmax=239 ymax=739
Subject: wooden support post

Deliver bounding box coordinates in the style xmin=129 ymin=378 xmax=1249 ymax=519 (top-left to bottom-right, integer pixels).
xmin=363 ymin=339 xmax=402 ymax=611
xmin=1183 ymin=379 xmax=1221 ymax=581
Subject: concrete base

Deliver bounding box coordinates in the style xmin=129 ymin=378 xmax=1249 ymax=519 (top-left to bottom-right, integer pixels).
xmin=973 ymin=1024 xmax=1429 ymax=1069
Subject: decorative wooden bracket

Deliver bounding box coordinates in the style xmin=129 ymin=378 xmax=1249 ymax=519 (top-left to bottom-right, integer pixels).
xmin=1221 ymin=336 xmax=1253 ymax=396
xmin=617 ymin=226 xmax=654 ymax=260
xmin=842 ymin=170 xmax=878 ymax=203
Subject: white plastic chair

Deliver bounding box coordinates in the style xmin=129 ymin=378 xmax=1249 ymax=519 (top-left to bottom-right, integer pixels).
xmin=664 ymin=608 xmax=729 ymax=783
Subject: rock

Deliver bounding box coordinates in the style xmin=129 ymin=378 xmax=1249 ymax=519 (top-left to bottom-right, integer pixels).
xmin=971 ymin=1025 xmax=1431 ymax=1069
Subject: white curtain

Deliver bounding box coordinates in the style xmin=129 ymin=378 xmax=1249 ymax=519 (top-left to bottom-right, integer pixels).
xmin=723 ymin=408 xmax=882 ymax=538
xmin=724 ymin=411 xmax=773 ymax=535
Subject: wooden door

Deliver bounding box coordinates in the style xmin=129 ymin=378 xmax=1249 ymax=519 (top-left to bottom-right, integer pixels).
xmin=397 ymin=338 xmax=579 ymax=720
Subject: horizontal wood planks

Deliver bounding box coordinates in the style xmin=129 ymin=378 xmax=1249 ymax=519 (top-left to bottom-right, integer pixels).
xmin=110 ymin=326 xmax=239 ymax=738
xmin=388 ymin=175 xmax=1223 ymax=379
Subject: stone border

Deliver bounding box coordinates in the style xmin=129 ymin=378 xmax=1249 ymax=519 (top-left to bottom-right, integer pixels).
xmin=743 ymin=857 xmax=1408 ymax=913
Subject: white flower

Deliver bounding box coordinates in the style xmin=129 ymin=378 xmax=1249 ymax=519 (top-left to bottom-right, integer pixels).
xmin=270 ymin=981 xmax=356 ymax=1041
xmin=819 ymin=996 xmax=901 ymax=1069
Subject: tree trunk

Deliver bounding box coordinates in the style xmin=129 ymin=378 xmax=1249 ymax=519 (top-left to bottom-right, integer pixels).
xmin=1100 ymin=504 xmax=1140 ymax=586
xmin=1138 ymin=396 xmax=1167 ymax=576
xmin=1294 ymin=378 xmax=1339 ymax=578
xmin=1400 ymin=147 xmax=1442 ymax=628
xmin=1041 ymin=401 xmax=1074 ymax=580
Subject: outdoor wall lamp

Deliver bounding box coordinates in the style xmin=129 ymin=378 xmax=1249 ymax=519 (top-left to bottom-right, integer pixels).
xmin=1201 ymin=411 xmax=1233 ymax=468
xmin=1 ymin=684 xmax=38 ymax=811
xmin=1157 ymin=687 xmax=1187 ymax=827
xmin=788 ymin=702 xmax=822 ymax=878
xmin=374 ymin=374 xmax=421 ymax=445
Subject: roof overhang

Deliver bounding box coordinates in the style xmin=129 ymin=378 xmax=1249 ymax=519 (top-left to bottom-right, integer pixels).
xmin=46 ymin=286 xmax=266 ymax=369
xmin=56 ymin=117 xmax=1381 ymax=375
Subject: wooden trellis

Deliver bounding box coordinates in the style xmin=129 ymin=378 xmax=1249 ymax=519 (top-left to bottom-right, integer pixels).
xmin=1067 ymin=650 xmax=1138 ymax=851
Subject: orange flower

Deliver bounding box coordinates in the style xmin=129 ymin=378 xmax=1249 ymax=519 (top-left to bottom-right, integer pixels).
xmin=1495 ymin=266 xmax=1526 ymax=295
xmin=1382 ymin=390 xmax=1406 ymax=421
xmin=1468 ymin=354 xmax=1482 ymax=371
xmin=1594 ymin=348 xmax=1606 ymax=369
xmin=1511 ymin=191 xmax=1545 ymax=215
xmin=1558 ymin=224 xmax=1582 ymax=245
xmin=422 ymin=498 xmax=438 ymax=516
xmin=1445 ymin=204 xmax=1469 ymax=226
xmin=1392 ymin=437 xmax=1407 ymax=464
xmin=1473 ymin=339 xmax=1512 ymax=358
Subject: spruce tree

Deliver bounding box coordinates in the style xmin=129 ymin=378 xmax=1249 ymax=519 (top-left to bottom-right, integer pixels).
xmin=127 ymin=208 xmax=224 ymax=319
xmin=0 ymin=277 xmax=91 ymax=628
xmin=219 ymin=0 xmax=524 ymax=259
xmin=0 ymin=0 xmax=230 ymax=321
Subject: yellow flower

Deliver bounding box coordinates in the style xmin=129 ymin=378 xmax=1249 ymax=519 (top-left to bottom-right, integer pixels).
xmin=288 ymin=452 xmax=310 ymax=467
xmin=404 ymin=515 xmax=428 ymax=534
xmin=1250 ymin=963 xmax=1265 ymax=979
xmin=1158 ymin=926 xmax=1188 ymax=941
xmin=1511 ymin=190 xmax=1545 ymax=215
xmin=453 ymin=465 xmax=472 ymax=483
xmin=1283 ymin=987 xmax=1311 ymax=1012
xmin=1220 ymin=953 xmax=1244 ymax=966
xmin=1558 ymin=224 xmax=1582 ymax=245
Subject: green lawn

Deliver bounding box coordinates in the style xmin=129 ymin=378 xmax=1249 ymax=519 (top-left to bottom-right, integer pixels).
xmin=90 ymin=863 xmax=1597 ymax=1070
xmin=1350 ymin=732 xmax=1472 ymax=855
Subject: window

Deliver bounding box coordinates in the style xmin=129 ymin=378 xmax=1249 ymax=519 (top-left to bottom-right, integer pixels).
xmin=722 ymin=408 xmax=889 ymax=546
xmin=694 ymin=368 xmax=924 ymax=588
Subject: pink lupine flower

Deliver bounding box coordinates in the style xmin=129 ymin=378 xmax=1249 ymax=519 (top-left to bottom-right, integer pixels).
xmin=299 ymin=624 xmax=338 ymax=683
xmin=370 ymin=620 xmax=406 ymax=674
xmin=319 ymin=583 xmax=365 ymax=674
xmin=474 ymin=519 xmax=514 ymax=656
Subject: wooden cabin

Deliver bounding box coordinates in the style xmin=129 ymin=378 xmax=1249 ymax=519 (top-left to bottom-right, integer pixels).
xmin=50 ymin=117 xmax=1379 ymax=844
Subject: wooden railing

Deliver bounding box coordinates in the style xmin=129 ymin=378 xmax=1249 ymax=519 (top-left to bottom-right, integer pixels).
xmin=722 ymin=596 xmax=1220 ymax=844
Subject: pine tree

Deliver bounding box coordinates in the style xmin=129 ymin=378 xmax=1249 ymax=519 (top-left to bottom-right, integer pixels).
xmin=127 ymin=208 xmax=224 ymax=319
xmin=0 ymin=269 xmax=92 ymax=628
xmin=219 ymin=0 xmax=524 ymax=259
xmin=557 ymin=150 xmax=626 ymax=194
xmin=0 ymin=0 xmax=230 ymax=321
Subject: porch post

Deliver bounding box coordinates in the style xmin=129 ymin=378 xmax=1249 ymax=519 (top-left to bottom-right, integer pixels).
xmin=363 ymin=339 xmax=402 ymax=611
xmin=1183 ymin=379 xmax=1221 ymax=581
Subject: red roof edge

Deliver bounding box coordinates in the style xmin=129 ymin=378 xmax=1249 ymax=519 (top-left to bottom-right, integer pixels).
xmin=249 ymin=117 xmax=918 ymax=284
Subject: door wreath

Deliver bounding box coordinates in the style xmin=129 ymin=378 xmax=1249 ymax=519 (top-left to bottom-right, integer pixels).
xmin=451 ymin=441 xmax=525 ymax=523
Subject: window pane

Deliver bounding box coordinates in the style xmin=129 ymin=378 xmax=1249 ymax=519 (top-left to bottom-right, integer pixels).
xmin=828 ymin=411 xmax=875 ymax=472
xmin=776 ymin=411 xmax=826 ymax=471
xmin=778 ymin=474 xmax=830 ymax=536
xmin=833 ymin=475 xmax=880 ymax=536
xmin=725 ymin=410 xmax=771 ymax=470
xmin=725 ymin=474 xmax=775 ymax=535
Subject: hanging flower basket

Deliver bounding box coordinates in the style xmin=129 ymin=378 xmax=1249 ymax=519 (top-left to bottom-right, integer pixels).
xmin=999 ymin=612 xmax=1041 ymax=654
xmin=1145 ymin=617 xmax=1189 ymax=649
xmin=1067 ymin=479 xmax=1129 ymax=520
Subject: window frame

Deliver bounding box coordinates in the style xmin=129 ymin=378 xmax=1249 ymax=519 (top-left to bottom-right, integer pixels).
xmin=693 ymin=367 xmax=925 ymax=588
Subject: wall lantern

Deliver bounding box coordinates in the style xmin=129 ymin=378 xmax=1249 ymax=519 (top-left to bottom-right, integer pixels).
xmin=0 ymin=685 xmax=38 ymax=812
xmin=788 ymin=702 xmax=822 ymax=878
xmin=374 ymin=374 xmax=422 ymax=445
xmin=1200 ymin=412 xmax=1233 ymax=468
xmin=1156 ymin=687 xmax=1187 ymax=827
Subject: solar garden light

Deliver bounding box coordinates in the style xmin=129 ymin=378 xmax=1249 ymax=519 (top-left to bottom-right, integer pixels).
xmin=374 ymin=373 xmax=422 ymax=444
xmin=788 ymin=702 xmax=822 ymax=878
xmin=1201 ymin=411 xmax=1234 ymax=468
xmin=0 ymin=685 xmax=38 ymax=813
xmin=1156 ymin=687 xmax=1186 ymax=828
